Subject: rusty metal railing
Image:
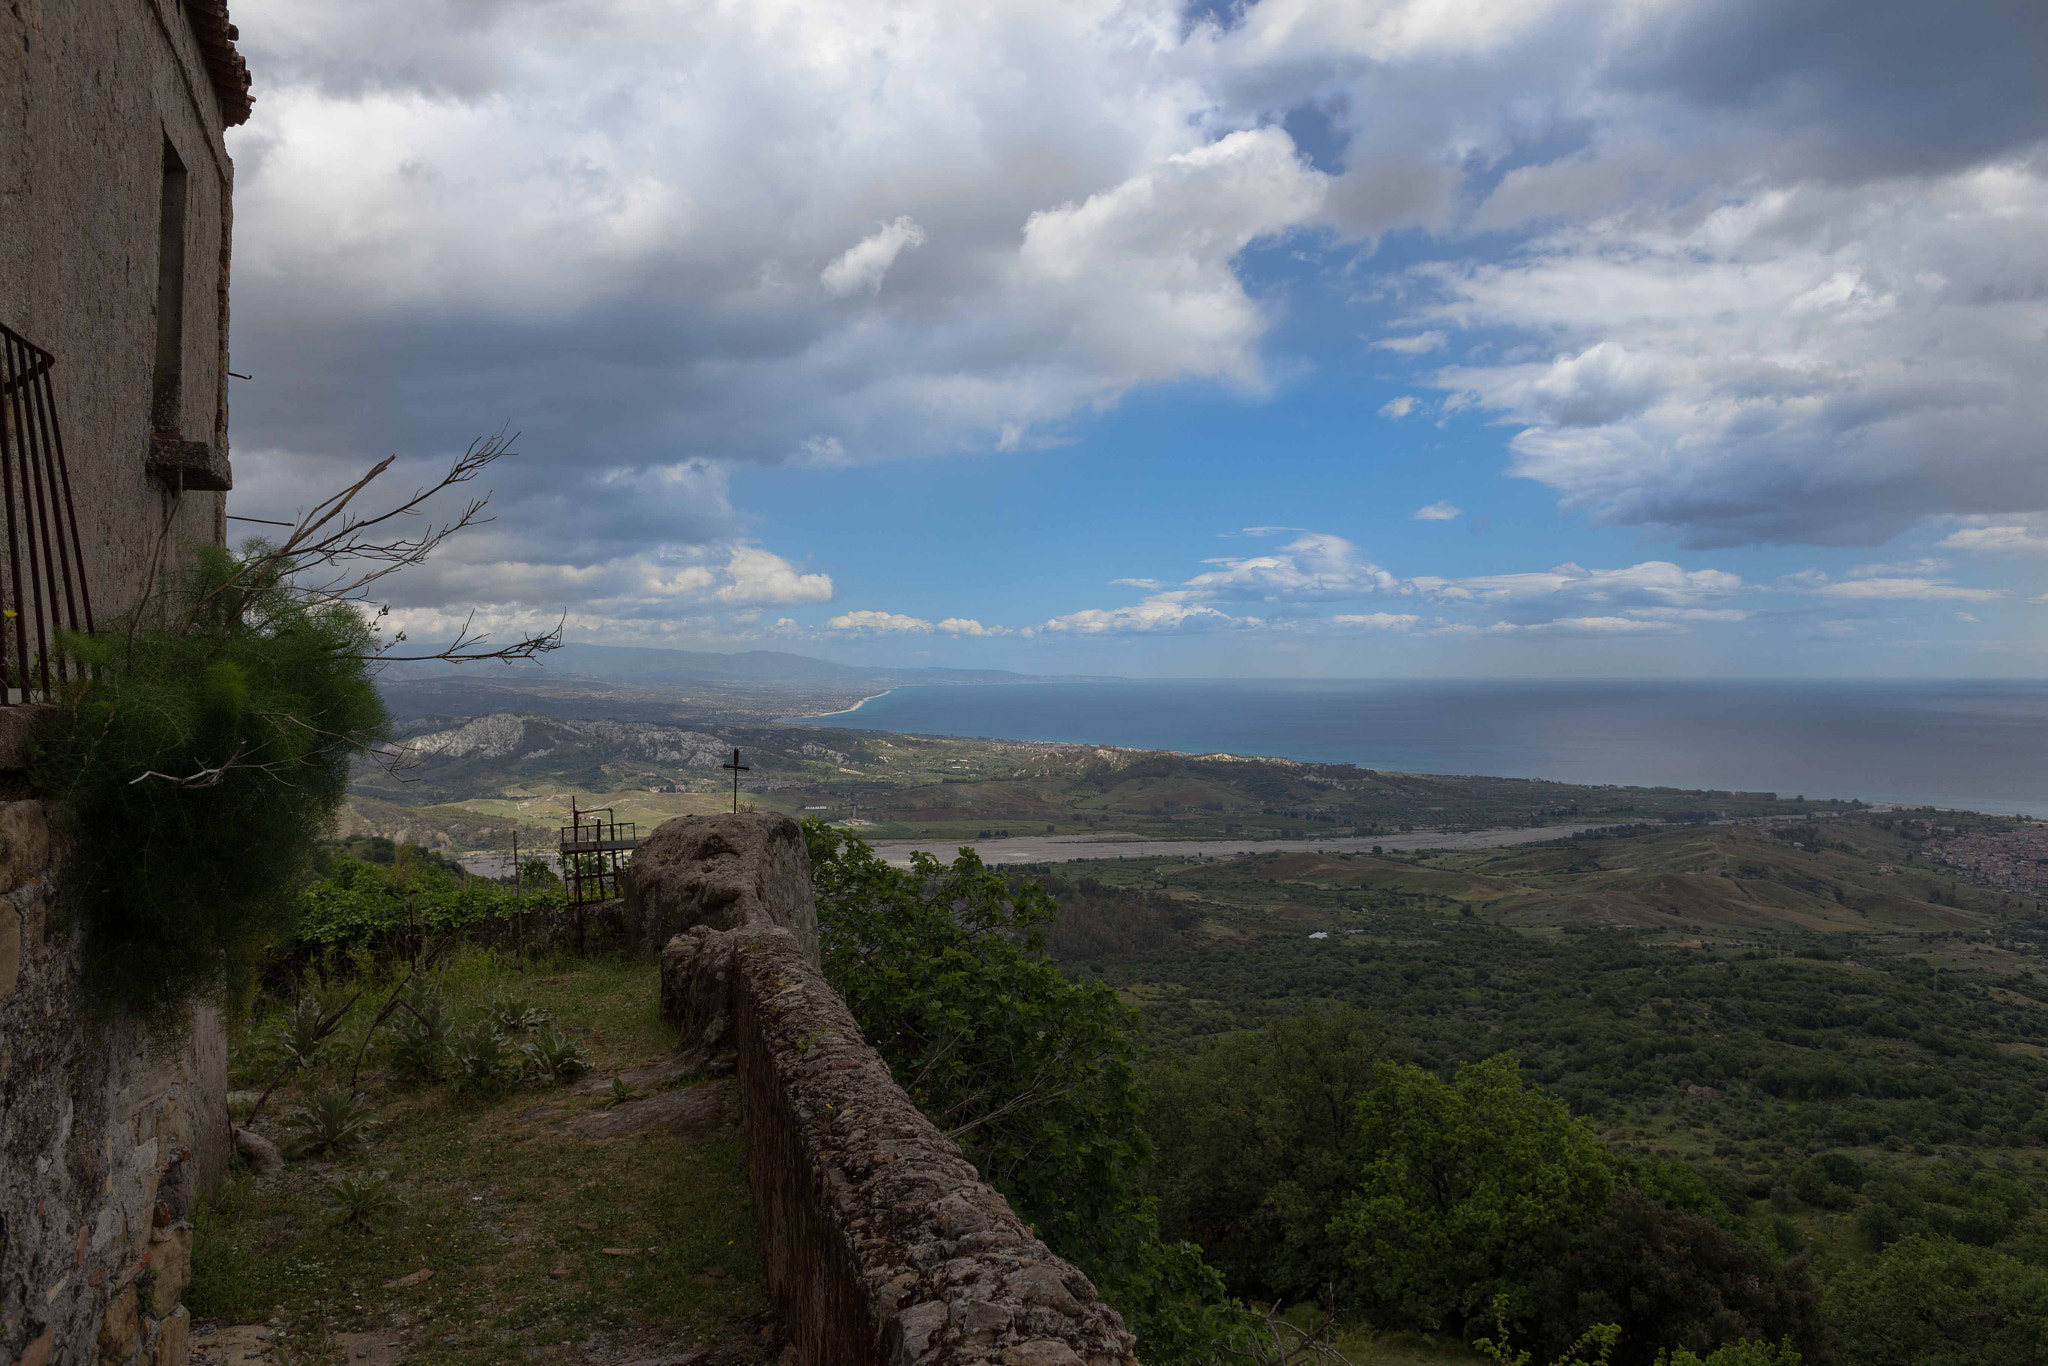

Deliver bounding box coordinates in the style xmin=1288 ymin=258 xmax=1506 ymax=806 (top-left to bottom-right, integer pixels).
xmin=0 ymin=324 xmax=95 ymax=703
xmin=559 ymin=800 xmax=638 ymax=909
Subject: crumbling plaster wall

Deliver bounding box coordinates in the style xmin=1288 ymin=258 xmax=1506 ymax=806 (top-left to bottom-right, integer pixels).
xmin=640 ymin=813 xmax=1139 ymax=1366
xmin=0 ymin=778 xmax=228 ymax=1366
xmin=0 ymin=0 xmax=234 ymax=620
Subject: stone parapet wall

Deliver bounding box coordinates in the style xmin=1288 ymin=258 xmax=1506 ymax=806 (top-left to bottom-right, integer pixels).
xmin=638 ymin=814 xmax=1138 ymax=1366
xmin=0 ymin=799 xmax=226 ymax=1366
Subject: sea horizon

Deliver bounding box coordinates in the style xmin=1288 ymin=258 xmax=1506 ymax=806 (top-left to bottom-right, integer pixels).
xmin=789 ymin=676 xmax=2048 ymax=817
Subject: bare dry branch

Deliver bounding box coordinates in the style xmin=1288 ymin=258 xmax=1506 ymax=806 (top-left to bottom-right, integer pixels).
xmin=181 ymin=429 xmax=565 ymax=669
xmin=366 ymin=609 xmax=565 ymax=666
xmin=1219 ymin=1308 xmax=1358 ymax=1366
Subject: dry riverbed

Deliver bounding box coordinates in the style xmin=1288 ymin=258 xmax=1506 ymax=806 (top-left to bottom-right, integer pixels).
xmin=870 ymin=822 xmax=1618 ymax=868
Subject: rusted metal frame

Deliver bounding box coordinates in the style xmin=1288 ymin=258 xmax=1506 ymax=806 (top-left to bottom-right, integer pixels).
xmin=25 ymin=340 xmax=88 ymax=650
xmin=20 ymin=343 xmax=68 ymax=691
xmin=0 ymin=332 xmax=35 ymax=703
xmin=0 ymin=325 xmax=99 ymax=702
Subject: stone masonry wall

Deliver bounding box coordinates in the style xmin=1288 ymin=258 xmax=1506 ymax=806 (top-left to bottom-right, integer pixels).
xmin=0 ymin=767 xmax=228 ymax=1366
xmin=639 ymin=813 xmax=1139 ymax=1366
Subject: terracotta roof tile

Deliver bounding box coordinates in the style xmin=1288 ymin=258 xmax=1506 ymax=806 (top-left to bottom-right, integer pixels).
xmin=180 ymin=0 xmax=253 ymax=127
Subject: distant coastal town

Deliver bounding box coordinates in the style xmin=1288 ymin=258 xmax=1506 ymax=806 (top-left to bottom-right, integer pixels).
xmin=1927 ymin=823 xmax=2048 ymax=896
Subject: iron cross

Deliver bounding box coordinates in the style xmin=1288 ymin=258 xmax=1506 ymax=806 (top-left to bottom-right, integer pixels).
xmin=722 ymin=748 xmax=750 ymax=813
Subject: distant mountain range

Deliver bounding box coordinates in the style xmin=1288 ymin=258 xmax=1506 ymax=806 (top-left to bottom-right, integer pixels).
xmin=371 ymin=643 xmax=1116 ymax=726
xmin=540 ymin=644 xmax=1052 ymax=688
xmin=384 ymin=643 xmax=1106 ymax=691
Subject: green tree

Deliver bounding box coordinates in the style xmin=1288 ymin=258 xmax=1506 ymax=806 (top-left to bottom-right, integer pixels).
xmin=1145 ymin=1006 xmax=1388 ymax=1305
xmin=1526 ymin=1187 xmax=1821 ymax=1366
xmin=805 ymin=822 xmax=1242 ymax=1363
xmin=1330 ymin=1055 xmax=1617 ymax=1332
xmin=1826 ymin=1235 xmax=2048 ymax=1365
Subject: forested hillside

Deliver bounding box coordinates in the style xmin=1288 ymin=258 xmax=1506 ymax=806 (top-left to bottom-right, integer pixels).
xmin=1015 ymin=813 xmax=2048 ymax=1363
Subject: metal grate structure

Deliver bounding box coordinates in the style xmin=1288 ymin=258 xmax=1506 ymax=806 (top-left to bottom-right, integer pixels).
xmin=0 ymin=324 xmax=94 ymax=704
xmin=559 ymin=800 xmax=638 ymax=909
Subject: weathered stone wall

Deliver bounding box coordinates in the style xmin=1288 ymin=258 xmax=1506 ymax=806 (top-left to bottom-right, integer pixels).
xmin=639 ymin=814 xmax=1139 ymax=1366
xmin=0 ymin=795 xmax=227 ymax=1366
xmin=2 ymin=5 xmax=241 ymax=1361
xmin=0 ymin=0 xmax=240 ymax=622
xmin=623 ymin=812 xmax=819 ymax=964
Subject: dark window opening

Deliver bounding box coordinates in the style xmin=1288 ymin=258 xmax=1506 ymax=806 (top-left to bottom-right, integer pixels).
xmin=152 ymin=138 xmax=189 ymax=433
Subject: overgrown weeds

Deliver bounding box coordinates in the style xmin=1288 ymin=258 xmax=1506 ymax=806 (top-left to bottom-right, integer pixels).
xmin=193 ymin=952 xmax=768 ymax=1363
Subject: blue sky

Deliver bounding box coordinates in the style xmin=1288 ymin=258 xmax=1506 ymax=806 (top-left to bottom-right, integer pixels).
xmin=225 ymin=0 xmax=2048 ymax=678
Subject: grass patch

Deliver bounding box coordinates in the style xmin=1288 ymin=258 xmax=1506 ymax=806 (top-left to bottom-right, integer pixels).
xmin=195 ymin=951 xmax=771 ymax=1364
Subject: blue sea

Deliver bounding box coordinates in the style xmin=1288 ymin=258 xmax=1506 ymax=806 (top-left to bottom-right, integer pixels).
xmin=791 ymin=679 xmax=2048 ymax=816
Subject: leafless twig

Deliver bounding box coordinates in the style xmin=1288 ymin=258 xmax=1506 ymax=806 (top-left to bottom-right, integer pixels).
xmin=191 ymin=429 xmax=564 ymax=668
xmin=1220 ymin=1308 xmax=1358 ymax=1366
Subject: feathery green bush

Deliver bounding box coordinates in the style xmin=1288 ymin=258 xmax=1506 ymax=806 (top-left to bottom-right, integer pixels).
xmin=32 ymin=544 xmax=387 ymax=1022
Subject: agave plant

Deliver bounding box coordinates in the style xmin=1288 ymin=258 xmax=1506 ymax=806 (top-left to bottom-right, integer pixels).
xmin=269 ymin=990 xmax=354 ymax=1072
xmin=322 ymin=1169 xmax=400 ymax=1232
xmin=523 ymin=1026 xmax=591 ymax=1083
xmin=487 ymin=990 xmax=550 ymax=1033
xmin=448 ymin=1020 xmax=517 ymax=1096
xmin=283 ymin=1088 xmax=379 ymax=1159
xmin=389 ymin=980 xmax=452 ymax=1083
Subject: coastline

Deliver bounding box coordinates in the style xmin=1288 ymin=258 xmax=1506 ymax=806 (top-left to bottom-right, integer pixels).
xmin=789 ymin=677 xmax=2048 ymax=816
xmin=792 ymin=687 xmax=898 ymax=719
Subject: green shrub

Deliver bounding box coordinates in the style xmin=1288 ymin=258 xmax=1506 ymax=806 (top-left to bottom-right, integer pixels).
xmin=1826 ymin=1234 xmax=2048 ymax=1364
xmin=389 ymin=981 xmax=452 ymax=1083
xmin=265 ymin=991 xmax=351 ymax=1073
xmin=1654 ymin=1343 xmax=1803 ymax=1366
xmin=523 ymin=1026 xmax=591 ymax=1082
xmin=283 ymin=1088 xmax=379 ymax=1158
xmin=32 ymin=545 xmax=386 ymax=1022
xmin=295 ymin=856 xmax=564 ymax=960
xmin=488 ymin=990 xmax=550 ymax=1033
xmin=321 ymin=1169 xmax=399 ymax=1232
xmin=448 ymin=1020 xmax=517 ymax=1096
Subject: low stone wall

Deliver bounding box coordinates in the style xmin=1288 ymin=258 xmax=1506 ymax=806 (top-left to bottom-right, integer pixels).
xmin=0 ymin=798 xmax=226 ymax=1366
xmin=639 ymin=813 xmax=1138 ymax=1366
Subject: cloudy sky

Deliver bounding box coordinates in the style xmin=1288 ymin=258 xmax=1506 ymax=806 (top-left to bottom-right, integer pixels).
xmin=225 ymin=0 xmax=2048 ymax=678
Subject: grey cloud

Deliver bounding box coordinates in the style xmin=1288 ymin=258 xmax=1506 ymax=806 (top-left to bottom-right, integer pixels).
xmin=1615 ymin=0 xmax=2048 ymax=182
xmin=220 ymin=0 xmax=2048 ymax=642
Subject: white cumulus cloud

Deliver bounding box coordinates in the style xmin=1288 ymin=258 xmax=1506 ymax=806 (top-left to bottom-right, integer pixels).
xmin=1187 ymin=533 xmax=1406 ymax=601
xmin=1941 ymin=516 xmax=2048 ymax=557
xmin=828 ymin=610 xmax=935 ymax=633
xmin=820 ymin=217 xmax=928 ymax=297
xmin=1412 ymin=500 xmax=1461 ymax=521
xmin=1041 ymin=596 xmax=1257 ymax=635
xmin=714 ymin=547 xmax=835 ymax=605
xmin=1812 ymin=577 xmax=2005 ymax=602
xmin=1373 ymin=331 xmax=1446 ymax=354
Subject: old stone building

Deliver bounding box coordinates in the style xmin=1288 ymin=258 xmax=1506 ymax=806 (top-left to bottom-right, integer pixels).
xmin=1 ymin=0 xmax=250 ymax=625
xmin=1 ymin=5 xmax=251 ymax=1365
